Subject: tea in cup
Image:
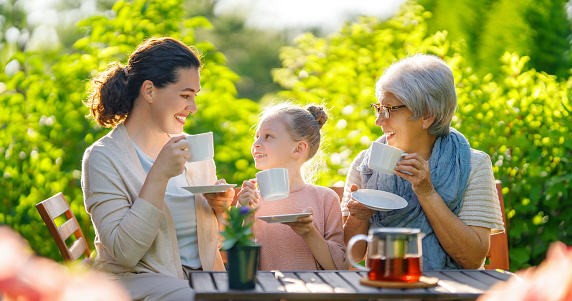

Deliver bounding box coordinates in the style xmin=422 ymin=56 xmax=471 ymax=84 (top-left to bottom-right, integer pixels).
xmin=368 ymin=142 xmax=405 ymax=174
xmin=185 ymin=132 xmax=214 ymax=162
xmin=347 ymin=228 xmax=424 ymax=282
xmin=255 ymin=168 xmax=289 ymax=201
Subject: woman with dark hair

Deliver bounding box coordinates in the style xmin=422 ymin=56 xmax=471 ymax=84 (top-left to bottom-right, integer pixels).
xmin=82 ymin=37 xmax=232 ymax=300
xmin=342 ymin=54 xmax=505 ymax=270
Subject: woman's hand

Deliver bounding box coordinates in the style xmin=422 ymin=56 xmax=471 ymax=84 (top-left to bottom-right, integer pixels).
xmin=284 ymin=208 xmax=315 ymax=238
xmin=203 ymin=179 xmax=234 ymax=215
xmin=139 ymin=135 xmax=189 ymax=210
xmin=151 ymin=135 xmax=189 ymax=181
xmin=395 ymin=153 xmax=436 ymax=198
xmin=237 ymin=180 xmax=260 ymax=210
xmin=346 ymin=184 xmax=376 ymax=222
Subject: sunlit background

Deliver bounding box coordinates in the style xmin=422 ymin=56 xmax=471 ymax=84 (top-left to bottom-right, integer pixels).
xmin=1 ymin=0 xmax=572 ymax=277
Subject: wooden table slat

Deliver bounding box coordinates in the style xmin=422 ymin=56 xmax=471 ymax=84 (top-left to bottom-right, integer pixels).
xmin=278 ymin=272 xmax=311 ymax=293
xmin=256 ymin=272 xmax=285 ymax=293
xmin=430 ymin=271 xmax=487 ymax=293
xmin=482 ymin=269 xmax=514 ymax=281
xmin=296 ymin=271 xmax=334 ymax=293
xmin=190 ymin=272 xmax=218 ymax=294
xmin=210 ymin=272 xmax=228 ymax=292
xmin=460 ymin=270 xmax=511 ymax=288
xmin=336 ymin=271 xmax=382 ymax=293
xmin=316 ymin=272 xmax=358 ymax=293
xmin=190 ymin=270 xmax=510 ymax=300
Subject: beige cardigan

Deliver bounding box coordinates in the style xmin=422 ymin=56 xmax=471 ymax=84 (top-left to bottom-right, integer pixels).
xmin=81 ymin=124 xmax=225 ymax=280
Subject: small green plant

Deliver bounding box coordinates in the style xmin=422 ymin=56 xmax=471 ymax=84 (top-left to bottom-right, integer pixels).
xmin=221 ymin=206 xmax=256 ymax=250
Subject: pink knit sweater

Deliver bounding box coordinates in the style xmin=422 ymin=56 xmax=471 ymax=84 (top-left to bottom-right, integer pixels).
xmin=253 ymin=184 xmax=348 ymax=270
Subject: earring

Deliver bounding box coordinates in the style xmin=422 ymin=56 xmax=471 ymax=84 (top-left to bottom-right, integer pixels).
xmin=423 ymin=124 xmax=426 ymax=130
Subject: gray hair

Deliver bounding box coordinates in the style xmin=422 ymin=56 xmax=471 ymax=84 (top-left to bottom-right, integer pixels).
xmin=375 ymin=54 xmax=456 ymax=136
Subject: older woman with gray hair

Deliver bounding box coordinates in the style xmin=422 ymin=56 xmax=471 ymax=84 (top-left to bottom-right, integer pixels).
xmin=341 ymin=54 xmax=505 ymax=270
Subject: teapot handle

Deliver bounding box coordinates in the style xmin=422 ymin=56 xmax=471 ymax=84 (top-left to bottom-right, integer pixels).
xmin=346 ymin=234 xmax=369 ymax=271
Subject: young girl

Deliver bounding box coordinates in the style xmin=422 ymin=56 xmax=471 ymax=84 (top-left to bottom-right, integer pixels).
xmin=237 ymin=103 xmax=348 ymax=270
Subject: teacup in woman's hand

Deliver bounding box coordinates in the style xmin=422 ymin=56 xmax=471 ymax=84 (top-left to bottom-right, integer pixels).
xmin=185 ymin=132 xmax=214 ymax=162
xmin=368 ymin=142 xmax=405 ymax=174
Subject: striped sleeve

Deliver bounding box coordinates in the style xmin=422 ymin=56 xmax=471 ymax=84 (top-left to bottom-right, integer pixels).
xmin=341 ymin=150 xmax=368 ymax=217
xmin=458 ymin=149 xmax=505 ymax=234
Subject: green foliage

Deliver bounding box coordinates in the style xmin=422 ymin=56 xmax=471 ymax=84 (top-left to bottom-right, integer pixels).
xmin=272 ymin=2 xmax=455 ymax=186
xmin=455 ymin=53 xmax=572 ymax=269
xmin=220 ymin=206 xmax=256 ymax=250
xmin=1 ymin=0 xmax=259 ymax=261
xmin=2 ymin=0 xmax=571 ymax=273
xmin=271 ymin=1 xmax=571 ymax=271
xmin=419 ymin=0 xmax=572 ymax=79
xmin=189 ymin=3 xmax=290 ymax=101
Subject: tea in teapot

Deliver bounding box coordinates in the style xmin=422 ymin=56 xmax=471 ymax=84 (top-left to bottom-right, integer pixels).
xmin=347 ymin=228 xmax=424 ymax=283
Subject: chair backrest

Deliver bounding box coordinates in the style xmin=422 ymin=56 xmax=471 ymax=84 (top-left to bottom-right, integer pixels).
xmin=36 ymin=192 xmax=91 ymax=262
xmin=484 ymin=181 xmax=509 ymax=270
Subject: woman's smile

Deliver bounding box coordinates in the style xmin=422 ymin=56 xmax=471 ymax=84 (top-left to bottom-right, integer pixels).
xmin=175 ymin=114 xmax=187 ymax=125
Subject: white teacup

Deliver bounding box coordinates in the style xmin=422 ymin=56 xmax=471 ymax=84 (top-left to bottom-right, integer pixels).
xmin=256 ymin=168 xmax=289 ymax=201
xmin=368 ymin=141 xmax=405 ymax=174
xmin=185 ymin=132 xmax=214 ymax=162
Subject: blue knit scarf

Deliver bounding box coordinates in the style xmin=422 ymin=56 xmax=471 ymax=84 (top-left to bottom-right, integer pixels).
xmin=358 ymin=128 xmax=471 ymax=270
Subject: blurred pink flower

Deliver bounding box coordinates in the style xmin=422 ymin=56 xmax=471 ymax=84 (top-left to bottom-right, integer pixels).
xmin=478 ymin=241 xmax=572 ymax=301
xmin=0 ymin=226 xmax=130 ymax=301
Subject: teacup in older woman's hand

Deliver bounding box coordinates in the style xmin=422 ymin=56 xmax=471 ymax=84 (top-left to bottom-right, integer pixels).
xmin=368 ymin=142 xmax=405 ymax=174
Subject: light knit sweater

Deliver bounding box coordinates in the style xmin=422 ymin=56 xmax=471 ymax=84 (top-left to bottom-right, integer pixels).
xmin=341 ymin=148 xmax=505 ymax=234
xmin=81 ymin=124 xmax=225 ymax=283
xmin=253 ymin=184 xmax=348 ymax=270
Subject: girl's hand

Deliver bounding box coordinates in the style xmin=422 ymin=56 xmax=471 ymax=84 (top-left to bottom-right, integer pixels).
xmin=151 ymin=135 xmax=189 ymax=180
xmin=347 ymin=184 xmax=375 ymax=222
xmin=237 ymin=180 xmax=260 ymax=210
xmin=284 ymin=208 xmax=315 ymax=237
xmin=203 ymin=179 xmax=234 ymax=215
xmin=395 ymin=153 xmax=435 ymax=197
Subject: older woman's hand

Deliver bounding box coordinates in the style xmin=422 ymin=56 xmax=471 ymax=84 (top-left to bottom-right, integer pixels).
xmin=203 ymin=179 xmax=234 ymax=215
xmin=347 ymin=184 xmax=376 ymax=222
xmin=395 ymin=153 xmax=436 ymax=198
xmin=237 ymin=180 xmax=260 ymax=210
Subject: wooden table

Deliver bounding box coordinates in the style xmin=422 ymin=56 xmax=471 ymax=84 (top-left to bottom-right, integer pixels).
xmin=189 ymin=270 xmax=513 ymax=300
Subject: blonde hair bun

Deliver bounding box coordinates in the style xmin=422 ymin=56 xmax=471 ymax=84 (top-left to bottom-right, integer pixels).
xmin=306 ymin=105 xmax=328 ymax=129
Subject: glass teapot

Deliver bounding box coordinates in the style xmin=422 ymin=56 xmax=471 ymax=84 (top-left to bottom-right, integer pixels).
xmin=347 ymin=227 xmax=425 ymax=282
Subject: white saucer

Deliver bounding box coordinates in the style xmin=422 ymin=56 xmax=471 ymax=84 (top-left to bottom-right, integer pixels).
xmin=257 ymin=213 xmax=311 ymax=223
xmin=182 ymin=184 xmax=237 ymax=194
xmin=351 ymin=189 xmax=407 ymax=211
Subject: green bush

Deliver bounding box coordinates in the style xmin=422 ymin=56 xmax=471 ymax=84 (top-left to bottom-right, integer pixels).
xmin=271 ymin=1 xmax=571 ymax=271
xmin=2 ymin=0 xmax=570 ymax=272
xmin=0 ymin=0 xmax=259 ymax=261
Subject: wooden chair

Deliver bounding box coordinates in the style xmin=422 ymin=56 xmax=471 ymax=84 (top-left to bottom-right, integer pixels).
xmin=484 ymin=181 xmax=509 ymax=270
xmin=36 ymin=192 xmax=91 ymax=262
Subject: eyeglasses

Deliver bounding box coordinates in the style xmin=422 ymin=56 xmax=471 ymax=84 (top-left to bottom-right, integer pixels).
xmin=370 ymin=103 xmax=407 ymax=118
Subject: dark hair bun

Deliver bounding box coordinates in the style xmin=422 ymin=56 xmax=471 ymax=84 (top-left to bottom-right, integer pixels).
xmin=306 ymin=105 xmax=328 ymax=129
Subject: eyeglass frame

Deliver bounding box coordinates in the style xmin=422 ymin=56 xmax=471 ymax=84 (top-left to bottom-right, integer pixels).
xmin=370 ymin=103 xmax=407 ymax=119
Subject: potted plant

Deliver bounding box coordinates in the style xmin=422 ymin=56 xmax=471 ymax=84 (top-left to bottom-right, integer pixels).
xmin=221 ymin=205 xmax=260 ymax=290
